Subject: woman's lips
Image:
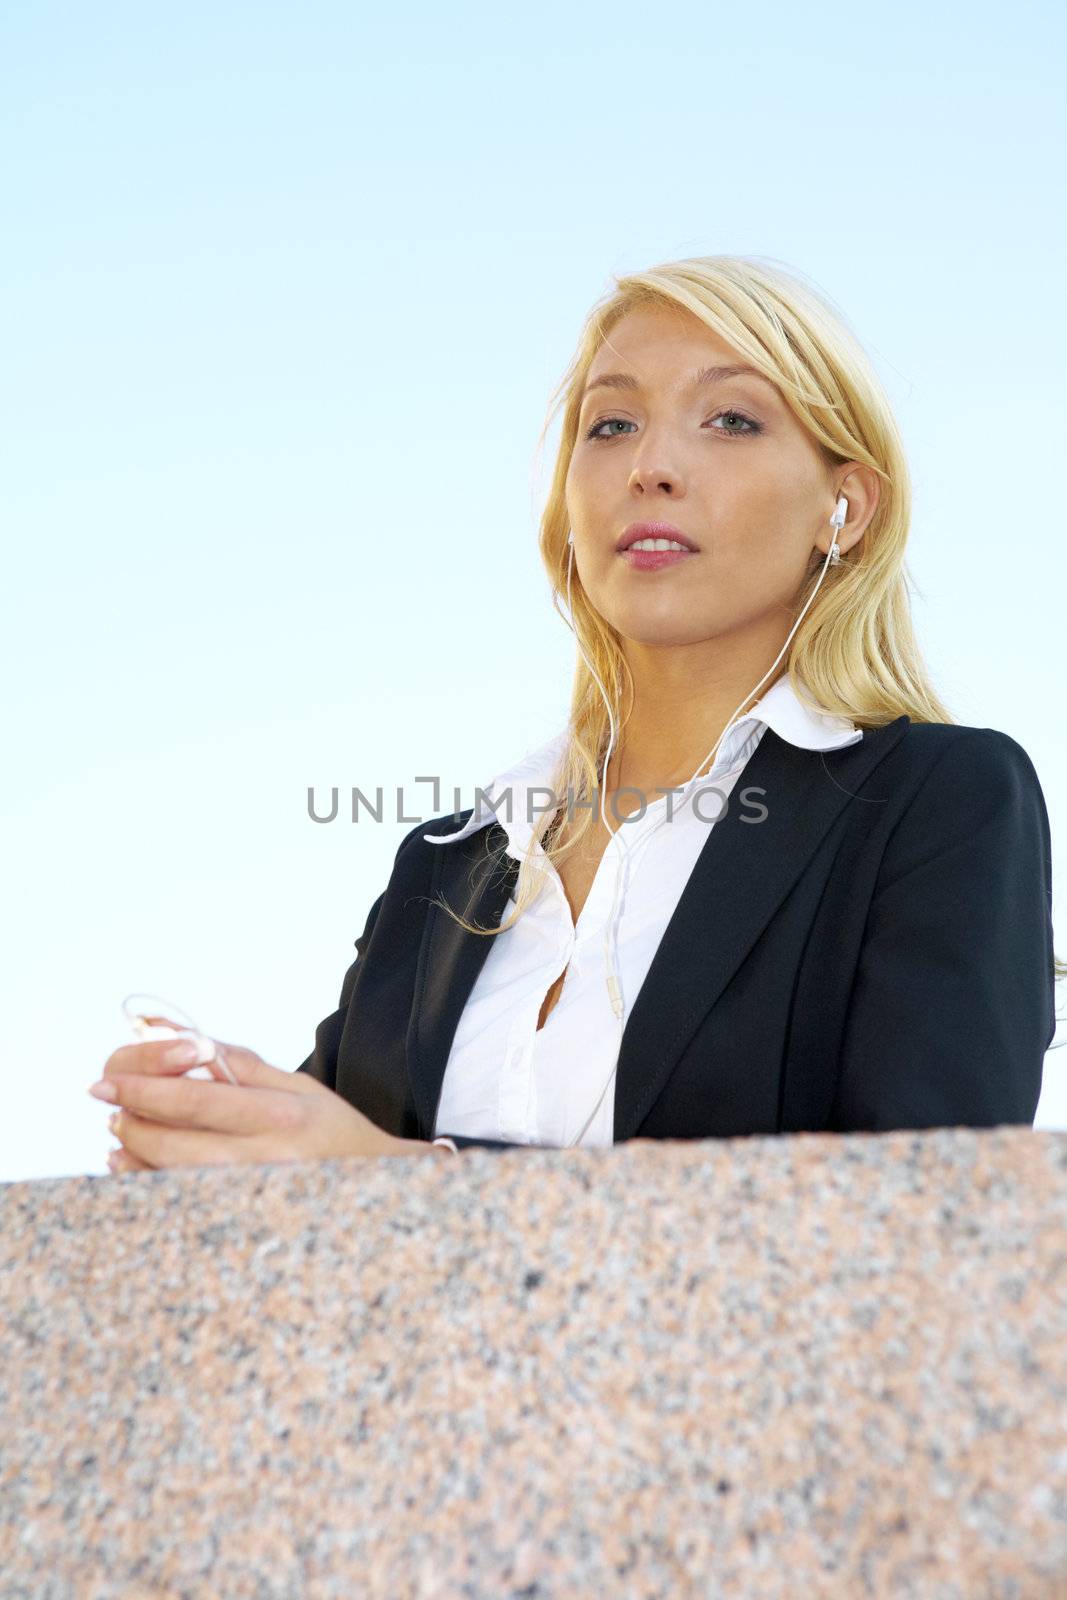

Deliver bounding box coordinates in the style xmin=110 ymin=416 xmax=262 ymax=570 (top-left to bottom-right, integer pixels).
xmin=619 ymin=548 xmax=697 ymax=571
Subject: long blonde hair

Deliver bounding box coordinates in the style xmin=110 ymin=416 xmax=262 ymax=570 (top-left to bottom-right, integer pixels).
xmin=434 ymin=253 xmax=1067 ymax=997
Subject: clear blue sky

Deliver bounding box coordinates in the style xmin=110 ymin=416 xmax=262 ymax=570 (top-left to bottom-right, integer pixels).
xmin=3 ymin=0 xmax=1065 ymax=1180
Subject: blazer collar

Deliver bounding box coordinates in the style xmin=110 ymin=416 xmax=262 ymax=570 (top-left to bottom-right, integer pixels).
xmin=406 ymin=709 xmax=910 ymax=1146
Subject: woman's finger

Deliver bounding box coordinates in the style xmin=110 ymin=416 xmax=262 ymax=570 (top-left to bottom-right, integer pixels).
xmin=106 ymin=1071 xmax=399 ymax=1170
xmin=107 ymin=1144 xmax=154 ymax=1174
xmin=100 ymin=1037 xmax=312 ymax=1093
xmin=99 ymin=1075 xmax=306 ymax=1137
xmin=102 ymin=1035 xmax=221 ymax=1079
xmin=112 ymin=1106 xmax=292 ymax=1169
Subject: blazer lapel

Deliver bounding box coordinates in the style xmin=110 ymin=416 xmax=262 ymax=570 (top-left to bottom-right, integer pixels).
xmin=611 ymin=714 xmax=909 ymax=1140
xmin=407 ymin=716 xmax=911 ymax=1143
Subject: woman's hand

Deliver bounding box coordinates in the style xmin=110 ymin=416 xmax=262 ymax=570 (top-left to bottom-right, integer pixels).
xmin=89 ymin=1034 xmax=424 ymax=1173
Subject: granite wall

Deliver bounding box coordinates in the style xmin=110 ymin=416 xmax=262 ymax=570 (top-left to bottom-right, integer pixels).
xmin=2 ymin=1126 xmax=1065 ymax=1597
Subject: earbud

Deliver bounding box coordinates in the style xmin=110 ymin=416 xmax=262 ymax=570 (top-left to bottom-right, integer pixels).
xmin=827 ymin=495 xmax=847 ymax=565
xmin=567 ymin=529 xmax=574 ymax=546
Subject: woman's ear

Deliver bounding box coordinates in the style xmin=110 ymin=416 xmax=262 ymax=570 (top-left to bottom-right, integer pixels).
xmin=816 ymin=464 xmax=881 ymax=560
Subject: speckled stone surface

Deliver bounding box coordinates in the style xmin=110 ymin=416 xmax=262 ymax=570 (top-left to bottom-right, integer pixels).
xmin=2 ymin=1127 xmax=1066 ymax=1598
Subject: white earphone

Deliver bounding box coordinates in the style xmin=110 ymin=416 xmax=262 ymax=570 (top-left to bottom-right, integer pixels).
xmin=557 ymin=494 xmax=849 ymax=1146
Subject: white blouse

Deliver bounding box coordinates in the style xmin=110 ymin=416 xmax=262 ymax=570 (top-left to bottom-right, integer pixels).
xmin=423 ymin=674 xmax=863 ymax=1149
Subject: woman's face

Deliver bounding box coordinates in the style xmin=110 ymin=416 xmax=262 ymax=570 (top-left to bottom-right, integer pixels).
xmin=565 ymin=302 xmax=847 ymax=652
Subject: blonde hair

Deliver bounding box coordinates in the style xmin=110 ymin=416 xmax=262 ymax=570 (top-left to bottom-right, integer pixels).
xmin=434 ymin=253 xmax=1067 ymax=1002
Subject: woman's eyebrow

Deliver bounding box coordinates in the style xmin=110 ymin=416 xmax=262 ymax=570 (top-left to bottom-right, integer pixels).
xmin=580 ymin=364 xmax=777 ymax=401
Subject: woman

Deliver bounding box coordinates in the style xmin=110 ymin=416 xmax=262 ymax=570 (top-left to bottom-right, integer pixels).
xmin=92 ymin=254 xmax=1063 ymax=1170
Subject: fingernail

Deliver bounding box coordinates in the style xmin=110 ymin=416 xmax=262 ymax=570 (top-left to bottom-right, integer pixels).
xmin=164 ymin=1034 xmax=215 ymax=1067
xmin=88 ymin=1079 xmax=118 ymax=1102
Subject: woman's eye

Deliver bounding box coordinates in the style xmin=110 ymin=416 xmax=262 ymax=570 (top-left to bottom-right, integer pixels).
xmin=585 ymin=417 xmax=635 ymax=440
xmin=584 ymin=410 xmax=760 ymax=441
xmin=708 ymin=409 xmax=760 ymax=435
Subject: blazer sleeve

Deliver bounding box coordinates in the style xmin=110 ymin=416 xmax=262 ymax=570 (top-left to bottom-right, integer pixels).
xmin=293 ymin=888 xmax=387 ymax=1092
xmin=828 ymin=727 xmax=1057 ymax=1133
xmin=297 ymin=912 xmax=533 ymax=1147
xmin=294 ymin=804 xmax=465 ymax=1092
xmin=293 ymin=815 xmax=548 ymax=1149
xmin=441 ymin=1135 xmax=538 ymax=1151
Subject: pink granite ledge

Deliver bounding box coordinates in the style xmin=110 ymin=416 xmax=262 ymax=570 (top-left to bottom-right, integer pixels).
xmin=1 ymin=1125 xmax=1065 ymax=1597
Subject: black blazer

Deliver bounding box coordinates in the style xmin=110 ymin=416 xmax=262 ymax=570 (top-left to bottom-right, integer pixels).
xmin=296 ymin=716 xmax=1058 ymax=1151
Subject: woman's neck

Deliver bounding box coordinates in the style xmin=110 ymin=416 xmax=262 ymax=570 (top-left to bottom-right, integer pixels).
xmin=604 ymin=665 xmax=787 ymax=799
